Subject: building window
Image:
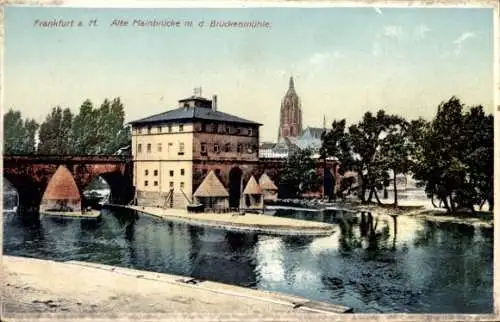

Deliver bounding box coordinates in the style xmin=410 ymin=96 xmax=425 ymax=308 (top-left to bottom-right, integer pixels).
xmin=180 ymin=169 xmax=185 ymax=176
xmin=180 ymin=182 xmax=185 ymax=189
xmin=138 ymin=127 xmax=142 ymax=134
xmin=144 ymin=180 xmax=149 ymax=186
xmin=202 ymin=169 xmax=208 ymax=176
xmin=168 ymin=125 xmax=172 ymax=133
xmin=147 ymin=143 xmax=151 ymax=153
xmin=170 ymin=170 xmax=174 ymax=177
xmin=201 ymin=143 xmax=207 ymax=154
xmin=225 ymin=126 xmax=230 ymax=134
xmin=213 ymin=144 xmax=220 ymax=153
xmin=157 ymin=126 xmax=162 ymax=133
xmin=147 ymin=126 xmax=152 ymax=134
xmin=154 ymin=170 xmax=158 ymax=176
xmin=154 ymin=181 xmax=158 ymax=186
xmin=248 ymin=128 xmax=253 ymax=136
xmin=169 ymin=181 xmax=174 ymax=188
xmin=145 ymin=170 xmax=149 ymax=176
xmin=137 ymin=144 xmax=142 ymax=153
xmin=247 ymin=145 xmax=253 ymax=153
xmin=178 ymin=142 xmax=185 ymax=155
xmin=224 ymin=143 xmax=231 ymax=152
xmin=179 ymin=124 xmax=184 ymax=132
xmin=237 ymin=144 xmax=243 ymax=153
xmin=158 ymin=143 xmax=162 ymax=152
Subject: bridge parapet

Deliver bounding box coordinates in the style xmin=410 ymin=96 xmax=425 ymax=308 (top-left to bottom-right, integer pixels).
xmin=4 ymin=154 xmax=131 ymax=164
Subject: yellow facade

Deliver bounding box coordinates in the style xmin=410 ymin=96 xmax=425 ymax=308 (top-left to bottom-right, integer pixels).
xmin=132 ymin=122 xmax=194 ymax=208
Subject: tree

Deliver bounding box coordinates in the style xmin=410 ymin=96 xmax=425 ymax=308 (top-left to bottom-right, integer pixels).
xmin=105 ymin=98 xmax=129 ymax=153
xmin=70 ymin=97 xmax=129 ymax=155
xmin=279 ymin=148 xmax=321 ymax=198
xmin=23 ymin=118 xmax=39 ymax=154
xmin=38 ymin=107 xmax=73 ymax=154
xmin=379 ymin=117 xmax=426 ymax=206
xmin=462 ymin=105 xmax=493 ymax=211
xmin=70 ymin=99 xmax=99 ymax=154
xmin=4 ymin=109 xmax=39 ymax=154
xmin=320 ymin=120 xmax=352 ymax=200
xmin=346 ymin=110 xmax=401 ymax=204
xmin=413 ymin=97 xmax=493 ymax=213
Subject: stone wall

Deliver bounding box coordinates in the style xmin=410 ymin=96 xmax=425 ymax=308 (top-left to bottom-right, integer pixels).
xmin=192 ymin=161 xmax=260 ymax=193
xmin=136 ymin=190 xmax=189 ymax=209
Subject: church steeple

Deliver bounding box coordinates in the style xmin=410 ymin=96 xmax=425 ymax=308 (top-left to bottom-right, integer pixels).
xmin=278 ymin=76 xmax=302 ymax=141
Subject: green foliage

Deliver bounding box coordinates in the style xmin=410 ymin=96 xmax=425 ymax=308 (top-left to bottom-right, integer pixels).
xmin=279 ymin=148 xmax=321 ymax=198
xmin=68 ymin=97 xmax=130 ymax=155
xmin=4 ymin=109 xmax=39 ymax=154
xmin=413 ymin=97 xmax=493 ymax=212
xmin=379 ymin=117 xmax=428 ymax=205
xmin=38 ymin=107 xmax=73 ymax=154
xmin=9 ymin=97 xmax=130 ymax=156
xmin=323 ymin=110 xmax=403 ymax=204
xmin=320 ymin=99 xmax=494 ymax=212
xmin=70 ymin=99 xmax=98 ymax=154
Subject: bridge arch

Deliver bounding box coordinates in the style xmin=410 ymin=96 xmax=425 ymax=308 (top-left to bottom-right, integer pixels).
xmin=3 ymin=178 xmax=19 ymax=211
xmin=3 ymin=155 xmax=134 ymax=216
xmin=228 ymin=167 xmax=243 ymax=208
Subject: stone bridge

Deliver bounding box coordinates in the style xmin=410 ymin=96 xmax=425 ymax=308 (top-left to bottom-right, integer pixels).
xmin=257 ymin=158 xmax=339 ymax=198
xmin=3 ymin=155 xmax=134 ymax=215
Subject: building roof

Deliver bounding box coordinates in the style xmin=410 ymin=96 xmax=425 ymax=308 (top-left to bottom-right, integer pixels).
xmin=129 ymin=106 xmax=261 ymax=126
xmin=258 ymin=173 xmax=278 ymax=191
xmin=301 ymin=127 xmax=326 ymax=139
xmin=178 ymin=95 xmax=211 ymax=103
xmin=295 ymin=137 xmax=322 ymax=150
xmin=259 ymin=142 xmax=276 ymax=149
xmin=193 ymin=170 xmax=229 ymax=197
xmin=242 ymin=176 xmax=262 ymax=195
xmin=42 ymin=165 xmax=81 ymax=200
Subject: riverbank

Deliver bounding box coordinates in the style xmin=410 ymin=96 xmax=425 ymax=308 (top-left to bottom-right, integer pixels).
xmin=267 ymin=198 xmax=493 ymax=228
xmin=105 ymin=204 xmax=335 ymax=236
xmin=350 ymin=203 xmax=493 ymax=228
xmin=2 ymin=255 xmax=352 ymax=317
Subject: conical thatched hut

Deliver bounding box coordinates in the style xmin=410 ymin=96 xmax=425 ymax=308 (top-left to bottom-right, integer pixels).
xmin=40 ymin=165 xmax=81 ymax=212
xmin=193 ymin=170 xmax=229 ymax=211
xmin=242 ymin=176 xmax=263 ymax=210
xmin=258 ymin=173 xmax=278 ymax=202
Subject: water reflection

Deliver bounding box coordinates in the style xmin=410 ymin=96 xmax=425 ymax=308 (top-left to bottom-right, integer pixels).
xmin=2 ymin=205 xmax=493 ymax=314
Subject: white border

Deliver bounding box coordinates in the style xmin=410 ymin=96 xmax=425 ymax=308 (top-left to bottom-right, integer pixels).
xmin=1 ymin=0 xmax=498 ymax=321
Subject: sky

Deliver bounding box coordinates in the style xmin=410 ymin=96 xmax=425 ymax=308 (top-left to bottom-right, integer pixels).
xmin=4 ymin=5 xmax=495 ymax=142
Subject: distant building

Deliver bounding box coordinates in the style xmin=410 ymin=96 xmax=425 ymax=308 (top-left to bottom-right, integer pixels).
xmin=260 ymin=127 xmax=325 ymax=159
xmin=267 ymin=77 xmax=326 ymax=159
xmin=259 ymin=137 xmax=299 ymax=159
xmin=295 ymin=127 xmax=324 ymax=154
xmin=130 ymin=93 xmax=261 ymax=209
xmin=278 ymin=77 xmax=302 ymax=140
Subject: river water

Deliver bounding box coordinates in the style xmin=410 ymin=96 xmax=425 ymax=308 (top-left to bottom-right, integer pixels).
xmin=3 ymin=203 xmax=493 ymax=314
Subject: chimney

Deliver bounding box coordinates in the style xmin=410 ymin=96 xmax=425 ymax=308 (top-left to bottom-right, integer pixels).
xmin=212 ymin=95 xmax=218 ymax=111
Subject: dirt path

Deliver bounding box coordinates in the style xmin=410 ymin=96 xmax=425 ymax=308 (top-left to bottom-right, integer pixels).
xmin=2 ymin=256 xmax=351 ymax=318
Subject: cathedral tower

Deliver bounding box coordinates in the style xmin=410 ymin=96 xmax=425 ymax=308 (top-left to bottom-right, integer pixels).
xmin=278 ymin=76 xmax=303 ymax=140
